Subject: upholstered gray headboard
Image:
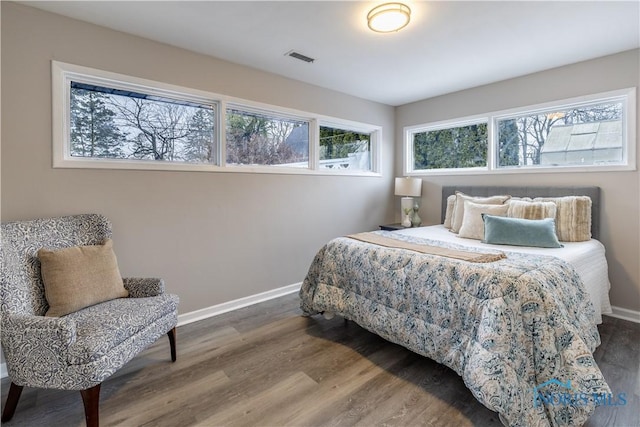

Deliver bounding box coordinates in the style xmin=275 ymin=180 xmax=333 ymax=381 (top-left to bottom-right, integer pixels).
xmin=441 ymin=186 xmax=601 ymax=240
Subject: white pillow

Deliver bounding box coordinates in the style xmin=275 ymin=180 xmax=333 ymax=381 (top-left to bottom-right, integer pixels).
xmin=451 ymin=192 xmax=511 ymax=233
xmin=458 ymin=200 xmax=509 ymax=240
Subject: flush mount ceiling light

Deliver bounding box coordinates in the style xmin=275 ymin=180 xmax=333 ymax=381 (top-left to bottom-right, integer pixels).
xmin=367 ymin=2 xmax=411 ymax=33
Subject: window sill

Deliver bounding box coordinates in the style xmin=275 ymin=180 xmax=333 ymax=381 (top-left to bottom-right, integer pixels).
xmin=53 ymin=157 xmax=382 ymax=177
xmin=407 ymin=164 xmax=636 ymax=176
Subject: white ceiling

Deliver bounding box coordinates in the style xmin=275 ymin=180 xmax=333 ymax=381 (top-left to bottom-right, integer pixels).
xmin=23 ymin=1 xmax=640 ymax=106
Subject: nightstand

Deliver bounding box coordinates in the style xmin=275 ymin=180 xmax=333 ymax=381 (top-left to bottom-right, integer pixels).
xmin=379 ymin=223 xmax=407 ymax=231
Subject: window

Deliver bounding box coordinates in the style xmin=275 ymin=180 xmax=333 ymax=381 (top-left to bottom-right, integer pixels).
xmin=496 ymin=100 xmax=624 ymax=169
xmin=404 ymin=88 xmax=635 ymax=175
xmin=69 ymin=82 xmax=216 ymax=164
xmin=226 ymin=107 xmax=309 ymax=168
xmin=53 ymin=61 xmax=381 ymax=176
xmin=319 ymin=125 xmax=372 ymax=172
xmin=411 ymin=120 xmax=487 ymax=171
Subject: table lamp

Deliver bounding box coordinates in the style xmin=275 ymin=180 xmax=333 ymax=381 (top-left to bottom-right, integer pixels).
xmin=394 ymin=177 xmax=422 ymax=227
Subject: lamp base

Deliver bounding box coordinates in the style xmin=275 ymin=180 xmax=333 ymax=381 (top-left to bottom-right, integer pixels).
xmin=400 ymin=197 xmax=414 ymax=227
xmin=401 ymin=213 xmax=412 ymax=228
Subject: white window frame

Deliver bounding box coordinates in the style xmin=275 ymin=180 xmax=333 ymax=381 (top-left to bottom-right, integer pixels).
xmin=52 ymin=61 xmax=382 ymax=176
xmin=403 ymin=88 xmax=636 ymax=176
xmin=53 ymin=61 xmax=222 ymax=172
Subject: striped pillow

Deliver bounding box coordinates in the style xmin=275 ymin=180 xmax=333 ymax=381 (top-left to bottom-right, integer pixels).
xmin=507 ymin=200 xmax=557 ymax=220
xmin=443 ymin=195 xmax=457 ymax=229
xmin=533 ymin=196 xmax=592 ymax=242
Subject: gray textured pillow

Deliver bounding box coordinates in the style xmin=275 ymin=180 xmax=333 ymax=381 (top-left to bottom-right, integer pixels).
xmin=38 ymin=239 xmax=129 ymax=317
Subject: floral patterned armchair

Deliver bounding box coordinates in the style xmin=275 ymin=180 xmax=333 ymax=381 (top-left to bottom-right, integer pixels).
xmin=0 ymin=214 xmax=179 ymax=426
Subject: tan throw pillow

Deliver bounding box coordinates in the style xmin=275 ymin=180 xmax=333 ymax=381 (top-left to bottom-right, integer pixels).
xmin=533 ymin=196 xmax=592 ymax=242
xmin=507 ymin=200 xmax=557 ymax=220
xmin=458 ymin=200 xmax=509 ymax=240
xmin=38 ymin=239 xmax=129 ymax=317
xmin=443 ymin=194 xmax=457 ymax=229
xmin=451 ymin=192 xmax=511 ymax=233
xmin=508 ymin=197 xmax=533 ymax=202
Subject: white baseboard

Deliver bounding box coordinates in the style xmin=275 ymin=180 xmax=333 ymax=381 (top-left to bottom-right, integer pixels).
xmin=0 ymin=282 xmax=302 ymax=379
xmin=177 ymin=282 xmax=302 ymax=327
xmin=608 ymin=305 xmax=640 ymax=323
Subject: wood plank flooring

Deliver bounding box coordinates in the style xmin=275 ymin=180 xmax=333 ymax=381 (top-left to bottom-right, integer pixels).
xmin=1 ymin=293 xmax=638 ymax=427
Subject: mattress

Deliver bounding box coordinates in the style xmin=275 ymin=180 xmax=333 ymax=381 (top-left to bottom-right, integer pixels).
xmin=394 ymin=224 xmax=612 ymax=324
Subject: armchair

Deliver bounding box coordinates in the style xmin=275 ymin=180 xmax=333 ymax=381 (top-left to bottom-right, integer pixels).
xmin=0 ymin=214 xmax=179 ymax=426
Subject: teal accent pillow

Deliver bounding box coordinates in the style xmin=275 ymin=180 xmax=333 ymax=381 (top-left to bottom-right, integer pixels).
xmin=482 ymin=215 xmax=563 ymax=248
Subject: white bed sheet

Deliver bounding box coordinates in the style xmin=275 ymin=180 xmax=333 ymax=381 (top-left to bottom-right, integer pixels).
xmin=394 ymin=225 xmax=612 ymax=324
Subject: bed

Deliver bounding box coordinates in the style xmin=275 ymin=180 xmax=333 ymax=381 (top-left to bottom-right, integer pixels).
xmin=299 ymin=186 xmax=612 ymax=427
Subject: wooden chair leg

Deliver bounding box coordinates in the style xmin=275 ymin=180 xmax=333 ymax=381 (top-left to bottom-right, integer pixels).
xmin=1 ymin=382 xmax=23 ymax=422
xmin=167 ymin=327 xmax=177 ymax=362
xmin=80 ymin=384 xmax=101 ymax=427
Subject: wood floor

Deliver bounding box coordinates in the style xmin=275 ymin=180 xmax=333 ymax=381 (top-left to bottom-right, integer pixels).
xmin=1 ymin=293 xmax=638 ymax=427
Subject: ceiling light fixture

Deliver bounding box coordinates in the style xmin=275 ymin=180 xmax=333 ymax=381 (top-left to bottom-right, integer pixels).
xmin=367 ymin=2 xmax=411 ymax=33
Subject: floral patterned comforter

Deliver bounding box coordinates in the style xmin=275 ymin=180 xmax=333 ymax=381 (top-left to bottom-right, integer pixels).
xmin=299 ymin=231 xmax=610 ymax=427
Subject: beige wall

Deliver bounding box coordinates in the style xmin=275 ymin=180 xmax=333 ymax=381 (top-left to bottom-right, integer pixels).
xmin=0 ymin=3 xmax=396 ymax=316
xmin=2 ymin=2 xmax=639 ymax=327
xmin=396 ymin=49 xmax=640 ymax=313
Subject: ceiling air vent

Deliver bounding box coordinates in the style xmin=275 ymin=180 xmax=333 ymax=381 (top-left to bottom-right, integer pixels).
xmin=285 ymin=50 xmax=315 ymax=63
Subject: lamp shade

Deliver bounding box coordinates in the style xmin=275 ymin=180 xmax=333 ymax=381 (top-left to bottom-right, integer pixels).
xmin=394 ymin=177 xmax=422 ymax=197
